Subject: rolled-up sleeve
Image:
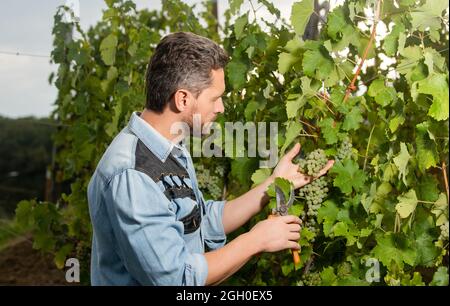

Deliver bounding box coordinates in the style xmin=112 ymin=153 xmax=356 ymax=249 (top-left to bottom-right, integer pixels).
xmin=200 ymin=192 xmax=227 ymax=250
xmin=103 ymin=169 xmax=208 ymax=285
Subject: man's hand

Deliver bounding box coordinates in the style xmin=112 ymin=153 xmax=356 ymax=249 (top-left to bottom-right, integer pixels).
xmin=249 ymin=215 xmax=302 ymax=253
xmin=271 ymin=143 xmax=334 ymax=189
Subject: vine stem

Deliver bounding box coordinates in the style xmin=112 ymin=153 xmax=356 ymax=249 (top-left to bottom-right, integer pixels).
xmin=303 ymin=255 xmax=314 ymax=275
xmin=343 ymin=0 xmax=382 ymax=103
xmin=299 ymin=119 xmax=317 ymax=131
xmin=298 ymin=133 xmax=318 ymax=138
xmin=363 ymin=124 xmax=376 ymax=171
xmin=442 ymin=161 xmax=449 ymax=203
xmin=417 ymin=200 xmax=439 ymax=204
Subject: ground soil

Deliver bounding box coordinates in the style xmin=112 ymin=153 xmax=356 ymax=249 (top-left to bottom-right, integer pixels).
xmin=0 ymin=237 xmax=70 ymax=285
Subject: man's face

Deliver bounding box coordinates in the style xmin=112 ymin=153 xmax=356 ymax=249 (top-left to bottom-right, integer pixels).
xmin=185 ymin=68 xmax=225 ymax=132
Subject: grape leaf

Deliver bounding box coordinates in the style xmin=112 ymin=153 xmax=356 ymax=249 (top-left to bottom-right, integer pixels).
xmin=229 ymin=0 xmax=244 ymax=14
xmin=401 ymin=272 xmax=425 ymax=286
xmin=368 ymin=79 xmax=397 ymax=107
xmin=333 ymin=221 xmax=358 ymax=246
xmin=410 ymin=0 xmax=448 ymax=32
xmin=278 ymin=52 xmax=300 ymax=75
xmin=100 ymin=34 xmax=118 ymax=66
xmin=286 ymin=94 xmax=305 ymax=119
xmin=372 ymin=233 xmax=417 ymax=269
xmin=226 ymin=60 xmax=248 ymax=89
xmin=231 ymin=157 xmax=258 ymax=187
xmin=318 ymin=118 xmax=341 ymax=145
xmin=415 ymin=122 xmax=439 ymax=171
xmin=251 ymin=168 xmax=272 ymax=186
xmin=267 ymin=177 xmax=292 ymax=200
xmin=234 ymin=13 xmax=248 ymax=40
xmin=430 ymin=267 xmax=449 ymax=286
xmin=416 ymin=74 xmax=449 ymax=121
xmin=327 ymin=7 xmax=360 ymax=51
xmin=417 ymin=174 xmax=440 ymax=202
xmin=393 ymin=142 xmax=411 ymax=186
xmin=284 ymin=37 xmax=304 ymax=55
xmin=389 ymin=114 xmax=405 ymax=133
xmin=412 ymin=212 xmax=439 ymax=267
xmin=320 ymin=267 xmax=338 ymax=285
xmin=395 ymin=189 xmax=418 ymax=219
xmin=383 ymin=22 xmax=405 ymax=56
xmin=302 ymin=48 xmax=334 ymax=81
xmin=55 ymin=244 xmax=73 ymax=269
xmin=280 ymin=121 xmax=302 ymax=155
xmin=431 ymin=193 xmax=448 ymax=226
xmin=290 ymin=0 xmax=314 ymax=37
xmin=398 ymin=46 xmax=423 ymax=83
xmin=317 ymin=200 xmax=339 ymax=224
xmin=330 ymin=160 xmax=366 ymax=195
xmin=342 ymin=106 xmax=363 ymax=131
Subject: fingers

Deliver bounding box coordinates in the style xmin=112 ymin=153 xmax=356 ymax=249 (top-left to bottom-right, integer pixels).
xmin=285 ymin=143 xmax=301 ymax=160
xmin=292 ymin=174 xmax=313 ymax=188
xmin=288 ymin=241 xmax=301 ymax=250
xmin=288 ymin=231 xmax=301 ymax=241
xmin=316 ymin=160 xmax=335 ymax=177
xmin=288 ymin=223 xmax=301 ymax=232
xmin=280 ymin=215 xmax=302 ymax=225
xmin=293 ymin=159 xmax=335 ymax=188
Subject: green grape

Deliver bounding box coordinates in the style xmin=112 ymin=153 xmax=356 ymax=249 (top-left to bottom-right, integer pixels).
xmin=336 ymin=137 xmax=353 ymax=162
xmin=195 ymin=163 xmax=223 ymax=199
xmin=337 ymin=262 xmax=352 ymax=277
xmin=439 ymin=221 xmax=449 ymax=242
xmin=297 ymin=149 xmax=328 ymax=177
xmin=296 ymin=148 xmax=331 ymax=241
xmin=215 ymin=165 xmax=225 ymax=177
xmin=300 ymin=272 xmax=321 ymax=286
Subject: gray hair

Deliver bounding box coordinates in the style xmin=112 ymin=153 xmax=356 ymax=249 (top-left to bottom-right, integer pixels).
xmin=145 ymin=32 xmax=229 ymax=112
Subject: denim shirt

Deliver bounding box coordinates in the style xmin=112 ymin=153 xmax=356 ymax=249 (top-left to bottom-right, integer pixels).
xmin=87 ymin=111 xmax=227 ymax=286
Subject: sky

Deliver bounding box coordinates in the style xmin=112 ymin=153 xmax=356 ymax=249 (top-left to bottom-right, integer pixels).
xmin=0 ymin=0 xmax=299 ymax=118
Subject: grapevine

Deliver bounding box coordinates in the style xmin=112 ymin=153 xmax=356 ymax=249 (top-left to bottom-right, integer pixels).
xmin=13 ymin=0 xmax=449 ymax=286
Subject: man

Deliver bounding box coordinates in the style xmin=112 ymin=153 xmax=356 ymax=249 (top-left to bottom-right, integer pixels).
xmin=87 ymin=32 xmax=334 ymax=286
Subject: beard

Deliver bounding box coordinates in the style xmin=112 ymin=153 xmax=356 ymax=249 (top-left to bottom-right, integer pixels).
xmin=185 ymin=114 xmax=217 ymax=136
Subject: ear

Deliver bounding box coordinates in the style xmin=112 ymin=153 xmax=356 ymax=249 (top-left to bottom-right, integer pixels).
xmin=173 ymin=89 xmax=189 ymax=112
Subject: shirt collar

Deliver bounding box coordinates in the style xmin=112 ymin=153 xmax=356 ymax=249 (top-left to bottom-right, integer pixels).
xmin=128 ymin=111 xmax=179 ymax=162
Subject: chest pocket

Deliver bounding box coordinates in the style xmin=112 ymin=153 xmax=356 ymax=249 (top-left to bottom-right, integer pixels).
xmin=162 ymin=175 xmax=202 ymax=234
xmin=134 ymin=139 xmax=204 ymax=235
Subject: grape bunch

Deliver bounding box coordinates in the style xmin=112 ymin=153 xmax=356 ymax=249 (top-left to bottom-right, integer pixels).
xmin=195 ymin=163 xmax=223 ymax=199
xmin=296 ymin=149 xmax=330 ymax=241
xmin=297 ymin=272 xmax=321 ymax=286
xmin=337 ymin=262 xmax=352 ymax=278
xmin=336 ymin=137 xmax=353 ymax=162
xmin=297 ymin=149 xmax=328 ymax=176
xmin=215 ymin=164 xmax=225 ymax=177
xmin=439 ymin=221 xmax=449 ymax=243
xmin=299 ymin=177 xmax=329 ymax=237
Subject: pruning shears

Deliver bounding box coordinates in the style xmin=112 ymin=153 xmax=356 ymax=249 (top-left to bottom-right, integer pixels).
xmin=269 ymin=184 xmax=301 ymax=267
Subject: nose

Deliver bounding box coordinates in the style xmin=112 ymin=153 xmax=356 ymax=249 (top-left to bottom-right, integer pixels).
xmin=215 ymin=98 xmax=224 ymax=114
